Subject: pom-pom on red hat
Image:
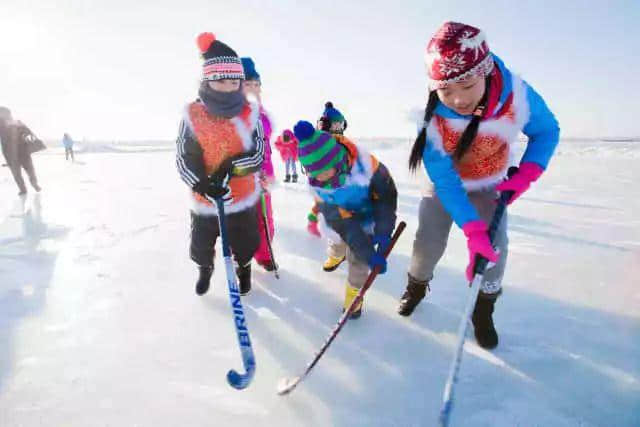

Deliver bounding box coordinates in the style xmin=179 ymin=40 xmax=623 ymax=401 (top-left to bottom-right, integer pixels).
xmin=196 ymin=32 xmax=245 ymax=81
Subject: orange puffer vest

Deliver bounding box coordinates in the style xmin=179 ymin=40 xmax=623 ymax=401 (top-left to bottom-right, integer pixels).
xmin=427 ymin=75 xmax=530 ymax=191
xmin=186 ymin=101 xmax=261 ymax=215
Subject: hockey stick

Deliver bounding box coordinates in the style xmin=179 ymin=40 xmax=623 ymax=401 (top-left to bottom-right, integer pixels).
xmin=277 ymin=221 xmax=406 ymax=395
xmin=215 ymin=197 xmax=256 ymax=390
xmin=260 ymin=193 xmax=279 ymax=279
xmin=438 ymin=167 xmax=517 ymax=426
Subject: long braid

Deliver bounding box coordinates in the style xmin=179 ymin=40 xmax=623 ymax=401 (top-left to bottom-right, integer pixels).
xmin=452 ymin=75 xmax=492 ymax=161
xmin=408 ymin=90 xmax=439 ymax=172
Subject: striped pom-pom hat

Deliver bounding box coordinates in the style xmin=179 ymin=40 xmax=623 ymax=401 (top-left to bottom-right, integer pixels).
xmin=196 ymin=32 xmax=245 ymax=81
xmin=294 ymin=121 xmax=349 ymax=188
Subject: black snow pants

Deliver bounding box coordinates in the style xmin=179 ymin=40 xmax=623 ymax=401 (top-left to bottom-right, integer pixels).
xmin=190 ymin=207 xmax=260 ymax=268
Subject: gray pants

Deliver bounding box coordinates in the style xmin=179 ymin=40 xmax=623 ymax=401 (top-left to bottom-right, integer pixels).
xmin=328 ymin=240 xmax=370 ymax=290
xmin=408 ymin=189 xmax=508 ymax=296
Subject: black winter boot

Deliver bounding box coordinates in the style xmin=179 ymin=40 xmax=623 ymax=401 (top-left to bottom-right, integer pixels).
xmin=472 ymin=293 xmax=499 ymax=349
xmin=397 ymin=274 xmax=430 ymax=316
xmin=292 ymin=174 xmax=298 ymax=183
xmin=236 ymin=262 xmax=252 ymax=296
xmin=283 ymin=174 xmax=291 ymax=183
xmin=195 ymin=265 xmax=213 ymax=296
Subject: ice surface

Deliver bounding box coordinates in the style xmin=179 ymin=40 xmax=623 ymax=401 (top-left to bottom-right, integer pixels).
xmin=0 ymin=138 xmax=638 ymax=426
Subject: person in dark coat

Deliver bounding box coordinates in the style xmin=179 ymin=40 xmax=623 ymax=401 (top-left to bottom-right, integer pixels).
xmin=0 ymin=107 xmax=41 ymax=195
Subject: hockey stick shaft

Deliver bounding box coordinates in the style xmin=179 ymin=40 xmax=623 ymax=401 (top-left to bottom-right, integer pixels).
xmin=260 ymin=193 xmax=279 ymax=279
xmin=215 ymin=197 xmax=256 ymax=390
xmin=278 ymin=221 xmax=406 ymax=395
xmin=439 ymin=169 xmax=517 ymax=426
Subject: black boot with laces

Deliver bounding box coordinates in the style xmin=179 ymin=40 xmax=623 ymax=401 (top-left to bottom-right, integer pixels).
xmin=397 ymin=274 xmax=430 ymax=316
xmin=472 ymin=293 xmax=499 ymax=349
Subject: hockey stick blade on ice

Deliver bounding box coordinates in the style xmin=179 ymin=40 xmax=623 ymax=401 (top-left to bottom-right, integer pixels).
xmin=215 ymin=197 xmax=256 ymax=390
xmin=277 ymin=221 xmax=406 ymax=395
xmin=438 ymin=167 xmax=518 ymax=426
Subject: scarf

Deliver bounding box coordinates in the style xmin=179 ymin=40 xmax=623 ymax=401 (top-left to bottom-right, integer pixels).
xmin=198 ymin=84 xmax=245 ymax=118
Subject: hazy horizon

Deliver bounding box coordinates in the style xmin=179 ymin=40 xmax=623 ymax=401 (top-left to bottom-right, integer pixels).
xmin=2 ymin=0 xmax=639 ymax=141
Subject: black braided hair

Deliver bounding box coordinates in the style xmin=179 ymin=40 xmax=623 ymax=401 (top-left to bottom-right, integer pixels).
xmin=452 ymin=75 xmax=492 ymax=161
xmin=408 ymin=90 xmax=439 ymax=172
xmin=408 ymin=75 xmax=492 ymax=171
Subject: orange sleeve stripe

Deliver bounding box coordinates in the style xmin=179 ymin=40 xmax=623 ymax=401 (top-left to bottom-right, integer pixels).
xmin=338 ymin=207 xmax=353 ymax=219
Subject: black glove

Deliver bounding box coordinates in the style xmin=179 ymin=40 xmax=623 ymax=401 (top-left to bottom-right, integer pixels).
xmin=193 ymin=166 xmax=231 ymax=202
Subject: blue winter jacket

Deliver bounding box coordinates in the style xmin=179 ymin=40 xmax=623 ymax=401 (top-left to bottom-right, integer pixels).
xmin=422 ymin=55 xmax=560 ymax=228
xmin=315 ymin=142 xmax=398 ymax=263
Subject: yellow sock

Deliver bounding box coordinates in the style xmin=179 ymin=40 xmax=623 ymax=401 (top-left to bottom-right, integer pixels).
xmin=343 ymin=283 xmax=363 ymax=312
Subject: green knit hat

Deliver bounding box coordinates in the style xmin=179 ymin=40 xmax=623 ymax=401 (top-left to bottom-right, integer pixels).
xmin=294 ymin=121 xmax=348 ymax=185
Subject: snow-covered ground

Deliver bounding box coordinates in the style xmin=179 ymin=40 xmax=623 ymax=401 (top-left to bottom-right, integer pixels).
xmin=0 ymin=138 xmax=638 ymax=426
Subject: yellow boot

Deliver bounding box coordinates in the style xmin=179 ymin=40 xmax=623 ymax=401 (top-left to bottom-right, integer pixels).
xmin=343 ymin=284 xmax=363 ymax=319
xmin=323 ymin=255 xmax=345 ymax=272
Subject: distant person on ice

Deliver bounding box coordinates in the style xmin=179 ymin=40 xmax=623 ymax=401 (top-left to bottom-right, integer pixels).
xmin=175 ymin=32 xmax=265 ymax=296
xmin=62 ymin=133 xmax=75 ymax=161
xmin=274 ymin=129 xmax=299 ymax=183
xmin=294 ymin=120 xmax=398 ymax=318
xmin=0 ymin=106 xmax=42 ymax=196
xmin=241 ymin=56 xmax=278 ymax=272
xmin=399 ymin=22 xmax=560 ymax=349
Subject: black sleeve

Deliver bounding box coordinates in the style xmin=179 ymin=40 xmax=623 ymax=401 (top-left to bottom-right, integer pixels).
xmin=176 ymin=119 xmax=207 ymax=191
xmin=229 ymin=120 xmax=265 ymax=176
xmin=370 ymin=162 xmax=398 ymax=238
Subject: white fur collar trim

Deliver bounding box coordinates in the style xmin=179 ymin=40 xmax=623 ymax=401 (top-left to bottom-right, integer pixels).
xmin=230 ymin=102 xmax=260 ymax=151
xmin=427 ymin=75 xmax=531 ymax=190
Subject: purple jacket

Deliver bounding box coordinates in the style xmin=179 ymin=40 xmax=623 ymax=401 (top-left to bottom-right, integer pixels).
xmin=259 ymin=108 xmax=275 ymax=179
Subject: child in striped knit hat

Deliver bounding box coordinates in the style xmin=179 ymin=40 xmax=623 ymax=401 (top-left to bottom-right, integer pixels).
xmin=176 ymin=32 xmax=265 ymax=297
xmin=294 ymin=121 xmax=398 ymax=318
xmin=306 ymin=102 xmax=349 ymax=248
xmin=400 ymin=22 xmax=559 ymax=349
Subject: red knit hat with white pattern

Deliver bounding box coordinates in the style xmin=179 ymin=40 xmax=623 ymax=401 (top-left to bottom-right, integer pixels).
xmin=425 ymin=22 xmax=494 ymax=89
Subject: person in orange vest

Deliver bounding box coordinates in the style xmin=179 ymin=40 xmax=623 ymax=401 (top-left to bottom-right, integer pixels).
xmin=401 ymin=22 xmax=559 ymax=349
xmin=176 ymin=32 xmax=265 ymax=296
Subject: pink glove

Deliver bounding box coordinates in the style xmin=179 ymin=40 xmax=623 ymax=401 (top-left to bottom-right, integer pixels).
xmin=307 ymin=220 xmax=321 ymax=237
xmin=495 ymin=162 xmax=544 ymax=205
xmin=463 ymin=220 xmax=499 ymax=281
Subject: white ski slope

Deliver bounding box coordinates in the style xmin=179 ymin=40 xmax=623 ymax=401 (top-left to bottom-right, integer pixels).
xmin=0 ymin=139 xmax=638 ymax=426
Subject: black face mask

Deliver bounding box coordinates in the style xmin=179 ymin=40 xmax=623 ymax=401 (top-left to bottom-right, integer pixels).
xmin=198 ymin=82 xmax=246 ymax=118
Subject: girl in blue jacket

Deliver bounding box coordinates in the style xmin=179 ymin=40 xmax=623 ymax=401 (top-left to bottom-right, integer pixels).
xmin=399 ymin=22 xmax=559 ymax=349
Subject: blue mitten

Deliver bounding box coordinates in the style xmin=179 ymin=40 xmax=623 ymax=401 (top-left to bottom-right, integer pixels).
xmin=368 ymin=253 xmax=387 ymax=274
xmin=372 ymin=235 xmax=391 ymax=255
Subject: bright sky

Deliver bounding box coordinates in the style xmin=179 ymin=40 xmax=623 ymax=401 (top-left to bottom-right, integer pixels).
xmin=1 ymin=0 xmax=638 ymax=141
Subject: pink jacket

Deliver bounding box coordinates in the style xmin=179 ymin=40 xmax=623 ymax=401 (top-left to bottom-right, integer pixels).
xmin=274 ymin=129 xmax=299 ymax=161
xmin=259 ymin=108 xmax=275 ymax=179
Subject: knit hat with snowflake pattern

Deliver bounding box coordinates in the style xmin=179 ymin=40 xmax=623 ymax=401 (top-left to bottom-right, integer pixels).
xmin=196 ymin=32 xmax=245 ymax=81
xmin=425 ymin=22 xmax=494 ymax=89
